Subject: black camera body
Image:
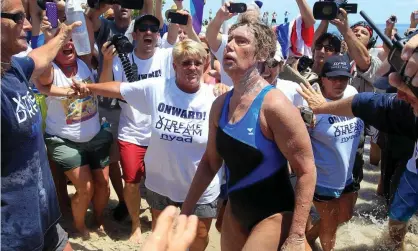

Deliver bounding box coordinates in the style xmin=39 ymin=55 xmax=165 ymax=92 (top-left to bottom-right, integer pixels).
xmin=360 ymin=11 xmax=418 ymax=98
xmin=298 ymin=56 xmax=314 ymax=73
xmin=87 ymin=0 xmax=143 ymax=9
xmin=108 ymin=34 xmax=134 ymax=54
xmin=313 ymin=0 xmax=357 ymax=20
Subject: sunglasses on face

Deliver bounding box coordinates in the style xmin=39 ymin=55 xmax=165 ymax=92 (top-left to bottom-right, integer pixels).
xmin=1 ymin=12 xmax=26 ymax=24
xmin=315 ymin=44 xmax=335 ymax=52
xmin=137 ymin=24 xmax=159 ymax=33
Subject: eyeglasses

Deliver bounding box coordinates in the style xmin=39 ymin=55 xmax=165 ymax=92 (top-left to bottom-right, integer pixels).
xmin=266 ymin=58 xmax=280 ymax=68
xmin=181 ymin=60 xmax=203 ymax=67
xmin=1 ymin=12 xmax=26 ymax=24
xmin=315 ymin=44 xmax=335 ymax=52
xmin=137 ymin=24 xmax=159 ymax=33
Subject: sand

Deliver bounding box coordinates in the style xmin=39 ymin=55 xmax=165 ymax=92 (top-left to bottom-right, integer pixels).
xmin=64 ymin=139 xmax=418 ymax=251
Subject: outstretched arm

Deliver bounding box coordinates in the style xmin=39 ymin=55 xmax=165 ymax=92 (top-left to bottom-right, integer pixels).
xmin=181 ymin=95 xmax=225 ymax=215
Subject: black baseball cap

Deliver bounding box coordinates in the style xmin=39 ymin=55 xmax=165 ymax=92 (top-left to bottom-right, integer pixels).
xmin=134 ymin=14 xmax=160 ymax=31
xmin=321 ymin=55 xmax=353 ymax=78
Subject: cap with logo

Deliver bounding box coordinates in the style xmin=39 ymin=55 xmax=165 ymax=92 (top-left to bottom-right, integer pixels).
xmin=134 ymin=14 xmax=160 ymax=31
xmin=321 ymin=55 xmax=353 ymax=78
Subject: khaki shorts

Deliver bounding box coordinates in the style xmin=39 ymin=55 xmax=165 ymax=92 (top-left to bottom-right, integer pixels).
xmin=45 ymin=129 xmax=113 ymax=172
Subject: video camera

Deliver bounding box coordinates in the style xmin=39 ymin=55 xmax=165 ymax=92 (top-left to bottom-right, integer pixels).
xmin=313 ymin=0 xmax=357 ymax=20
xmin=360 ymin=11 xmax=418 ymax=98
xmin=87 ymin=0 xmax=143 ymax=9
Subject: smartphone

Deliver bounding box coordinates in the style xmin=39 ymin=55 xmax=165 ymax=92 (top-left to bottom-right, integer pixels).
xmin=228 ymin=3 xmax=247 ymax=13
xmin=167 ymin=12 xmax=188 ymax=25
xmin=46 ymin=2 xmax=58 ymax=28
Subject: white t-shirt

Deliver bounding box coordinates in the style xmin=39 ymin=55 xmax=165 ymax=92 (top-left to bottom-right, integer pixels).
xmin=120 ymin=77 xmax=221 ymax=203
xmin=309 ymin=85 xmax=363 ymax=190
xmin=275 ymin=79 xmax=306 ymax=107
xmin=112 ymin=48 xmax=175 ymax=146
xmin=46 ymin=59 xmax=100 ymax=142
xmin=212 ymin=34 xmax=233 ymax=87
xmin=160 ymin=32 xmax=177 ymax=48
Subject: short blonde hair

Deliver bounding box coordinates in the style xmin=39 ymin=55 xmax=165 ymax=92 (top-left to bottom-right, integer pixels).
xmin=172 ymin=39 xmax=207 ymax=63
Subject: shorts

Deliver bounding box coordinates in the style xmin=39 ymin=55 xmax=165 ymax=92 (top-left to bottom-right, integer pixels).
xmin=118 ymin=140 xmax=147 ymax=183
xmin=42 ymin=223 xmax=68 ymax=251
xmin=314 ymin=181 xmax=358 ymax=202
xmin=99 ymin=106 xmax=121 ymax=163
xmin=389 ymin=169 xmax=418 ymax=222
xmin=45 ymin=129 xmax=113 ymax=172
xmin=146 ymin=188 xmax=217 ymax=218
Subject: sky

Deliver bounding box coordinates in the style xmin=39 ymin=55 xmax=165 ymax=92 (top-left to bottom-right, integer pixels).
xmin=162 ymin=0 xmax=417 ymax=25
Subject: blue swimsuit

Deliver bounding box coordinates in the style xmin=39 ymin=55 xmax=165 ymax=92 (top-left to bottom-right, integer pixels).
xmin=216 ymin=85 xmax=295 ymax=231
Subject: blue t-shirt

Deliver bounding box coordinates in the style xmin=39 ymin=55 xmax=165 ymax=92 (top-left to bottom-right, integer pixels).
xmin=309 ymin=86 xmax=364 ymax=190
xmin=1 ymin=56 xmax=61 ymax=251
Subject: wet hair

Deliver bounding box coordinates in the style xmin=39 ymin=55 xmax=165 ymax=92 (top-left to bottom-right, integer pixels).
xmin=1 ymin=0 xmax=9 ymax=11
xmin=228 ymin=21 xmax=276 ymax=62
xmin=172 ymin=39 xmax=207 ymax=64
xmin=315 ymin=33 xmax=342 ymax=53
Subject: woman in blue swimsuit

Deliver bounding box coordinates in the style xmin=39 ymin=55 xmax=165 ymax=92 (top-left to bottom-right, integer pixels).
xmin=182 ymin=21 xmax=316 ymax=251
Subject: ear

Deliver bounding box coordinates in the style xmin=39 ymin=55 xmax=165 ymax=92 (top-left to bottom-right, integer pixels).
xmin=173 ymin=61 xmax=177 ymax=72
xmin=132 ymin=31 xmax=138 ymax=40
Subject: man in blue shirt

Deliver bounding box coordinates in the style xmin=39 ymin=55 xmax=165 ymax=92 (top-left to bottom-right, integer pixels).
xmin=1 ymin=0 xmax=79 ymax=250
xmin=298 ymin=33 xmax=418 ymax=250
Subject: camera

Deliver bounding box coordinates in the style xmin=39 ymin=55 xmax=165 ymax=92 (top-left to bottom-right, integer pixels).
xmin=297 ymin=56 xmax=314 ymax=73
xmin=300 ymin=106 xmax=314 ymax=126
xmin=87 ymin=0 xmax=143 ymax=9
xmin=108 ymin=34 xmax=134 ymax=54
xmin=313 ymin=0 xmax=357 ymax=20
xmin=360 ymin=11 xmax=418 ymax=98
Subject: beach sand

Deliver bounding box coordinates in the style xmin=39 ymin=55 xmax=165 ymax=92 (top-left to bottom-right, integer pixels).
xmin=64 ymin=139 xmax=418 ymax=250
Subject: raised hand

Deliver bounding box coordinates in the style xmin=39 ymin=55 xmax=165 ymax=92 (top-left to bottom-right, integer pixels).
xmin=297 ymin=82 xmax=327 ymax=114
xmin=216 ymin=1 xmax=237 ymax=22
xmin=40 ymin=16 xmax=59 ymax=42
xmin=101 ymin=41 xmax=117 ymax=61
xmin=330 ymin=8 xmax=350 ymax=35
xmin=56 ymin=20 xmax=82 ymax=44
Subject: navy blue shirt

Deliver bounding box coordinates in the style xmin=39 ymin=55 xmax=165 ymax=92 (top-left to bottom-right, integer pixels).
xmin=1 ymin=56 xmax=61 ymax=251
xmin=352 ymin=93 xmax=418 ymax=141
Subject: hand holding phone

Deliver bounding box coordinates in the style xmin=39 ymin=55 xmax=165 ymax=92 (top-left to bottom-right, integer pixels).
xmin=167 ymin=11 xmax=188 ymax=25
xmin=227 ymin=3 xmax=247 ymax=14
xmin=45 ymin=2 xmax=58 ymax=28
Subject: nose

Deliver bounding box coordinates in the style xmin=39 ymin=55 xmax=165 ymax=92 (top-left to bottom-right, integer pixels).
xmin=23 ymin=18 xmax=32 ymax=32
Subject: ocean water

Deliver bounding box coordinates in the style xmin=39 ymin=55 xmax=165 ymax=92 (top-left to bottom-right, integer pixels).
xmin=318 ymin=23 xmax=412 ymax=46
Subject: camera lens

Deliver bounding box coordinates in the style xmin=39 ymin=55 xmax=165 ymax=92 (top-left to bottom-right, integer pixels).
xmin=322 ymin=6 xmax=333 ymax=15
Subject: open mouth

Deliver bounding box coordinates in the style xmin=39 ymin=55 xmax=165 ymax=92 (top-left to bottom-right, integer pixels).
xmin=143 ymin=38 xmax=153 ymax=45
xmin=63 ymin=48 xmax=73 ymax=55
xmin=224 ymin=55 xmax=235 ymax=63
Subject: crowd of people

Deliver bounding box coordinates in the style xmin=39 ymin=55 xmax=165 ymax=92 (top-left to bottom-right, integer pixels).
xmin=1 ymin=0 xmax=418 ymax=250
